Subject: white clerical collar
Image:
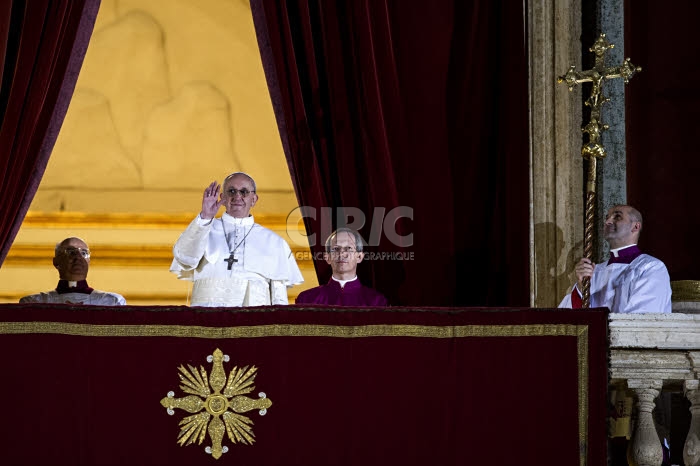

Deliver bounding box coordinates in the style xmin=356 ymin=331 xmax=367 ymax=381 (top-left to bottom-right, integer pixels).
xmin=610 ymin=244 xmax=637 ymax=258
xmin=332 ymin=275 xmax=358 ymax=288
xmin=222 ymin=213 xmax=255 ymax=226
xmin=68 ymin=281 xmax=78 ymax=287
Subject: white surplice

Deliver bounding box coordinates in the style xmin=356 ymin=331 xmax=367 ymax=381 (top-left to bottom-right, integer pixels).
xmin=558 ymin=253 xmax=671 ymax=314
xmin=19 ymin=290 xmax=126 ymax=305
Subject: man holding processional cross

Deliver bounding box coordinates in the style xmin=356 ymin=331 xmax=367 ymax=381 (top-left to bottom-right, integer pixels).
xmin=556 ymin=34 xmax=671 ymax=313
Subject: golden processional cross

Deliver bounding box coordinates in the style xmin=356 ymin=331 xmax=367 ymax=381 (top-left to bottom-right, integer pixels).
xmin=558 ymin=33 xmax=641 ymax=308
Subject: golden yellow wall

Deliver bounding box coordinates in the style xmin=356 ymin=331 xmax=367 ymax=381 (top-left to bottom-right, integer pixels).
xmin=0 ymin=0 xmax=317 ymax=304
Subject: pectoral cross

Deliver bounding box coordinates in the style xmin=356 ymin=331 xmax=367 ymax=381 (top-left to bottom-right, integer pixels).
xmin=558 ymin=33 xmax=641 ymax=308
xmin=225 ymin=253 xmax=237 ymax=270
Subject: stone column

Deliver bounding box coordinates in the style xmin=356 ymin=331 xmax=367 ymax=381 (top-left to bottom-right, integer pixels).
xmin=627 ymin=379 xmax=663 ymax=466
xmin=595 ymin=0 xmax=627 ymax=262
xmin=528 ymin=0 xmax=584 ymax=307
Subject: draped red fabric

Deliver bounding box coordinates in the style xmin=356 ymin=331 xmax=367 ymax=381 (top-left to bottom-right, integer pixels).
xmin=0 ymin=0 xmax=100 ymax=266
xmin=625 ymin=0 xmax=700 ymax=280
xmin=251 ymin=1 xmax=530 ymax=306
xmin=0 ymin=304 xmax=609 ymax=466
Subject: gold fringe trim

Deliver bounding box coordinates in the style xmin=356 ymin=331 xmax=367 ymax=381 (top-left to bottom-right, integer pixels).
xmin=0 ymin=322 xmax=586 ymax=339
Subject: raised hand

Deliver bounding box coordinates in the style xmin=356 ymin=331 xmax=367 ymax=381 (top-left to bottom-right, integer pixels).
xmin=200 ymin=181 xmax=223 ymax=219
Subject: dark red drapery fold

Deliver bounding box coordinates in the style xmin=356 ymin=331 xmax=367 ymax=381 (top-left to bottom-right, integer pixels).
xmin=0 ymin=0 xmax=100 ymax=266
xmin=625 ymin=0 xmax=700 ymax=280
xmin=251 ymin=0 xmax=530 ymax=306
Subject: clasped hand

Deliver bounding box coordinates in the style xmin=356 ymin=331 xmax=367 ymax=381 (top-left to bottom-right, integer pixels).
xmin=575 ymin=257 xmax=595 ymax=291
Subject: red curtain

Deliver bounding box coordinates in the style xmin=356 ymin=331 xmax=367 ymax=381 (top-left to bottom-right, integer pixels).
xmin=251 ymin=1 xmax=530 ymax=306
xmin=0 ymin=0 xmax=100 ymax=265
xmin=625 ymin=0 xmax=700 ymax=280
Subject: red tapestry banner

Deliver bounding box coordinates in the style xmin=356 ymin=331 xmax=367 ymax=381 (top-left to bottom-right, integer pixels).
xmin=0 ymin=305 xmax=608 ymax=465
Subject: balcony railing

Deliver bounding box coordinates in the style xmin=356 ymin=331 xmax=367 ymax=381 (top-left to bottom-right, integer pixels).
xmin=609 ymin=299 xmax=700 ymax=465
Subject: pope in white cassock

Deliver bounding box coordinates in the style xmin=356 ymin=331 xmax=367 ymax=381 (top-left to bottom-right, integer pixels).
xmin=559 ymin=204 xmax=671 ymax=313
xmin=171 ymin=172 xmax=304 ymax=306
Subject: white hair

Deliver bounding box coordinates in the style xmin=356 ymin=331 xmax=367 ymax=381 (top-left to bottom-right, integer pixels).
xmin=325 ymin=228 xmax=364 ymax=252
xmin=223 ymin=172 xmax=257 ymax=192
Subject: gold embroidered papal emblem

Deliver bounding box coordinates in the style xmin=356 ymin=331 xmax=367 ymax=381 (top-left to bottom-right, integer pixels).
xmin=160 ymin=348 xmax=272 ymax=459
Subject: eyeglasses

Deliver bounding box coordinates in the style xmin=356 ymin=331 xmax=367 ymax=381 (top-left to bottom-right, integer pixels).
xmin=224 ymin=188 xmax=255 ymax=198
xmin=58 ymin=247 xmax=91 ymax=259
xmin=329 ymin=246 xmax=357 ymax=254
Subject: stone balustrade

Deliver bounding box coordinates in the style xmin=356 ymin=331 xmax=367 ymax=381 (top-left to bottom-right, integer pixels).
xmin=609 ymin=312 xmax=700 ymax=465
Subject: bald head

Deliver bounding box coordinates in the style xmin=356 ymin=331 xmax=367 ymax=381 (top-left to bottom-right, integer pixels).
xmin=53 ymin=237 xmax=90 ymax=281
xmin=604 ymin=205 xmax=643 ymax=249
xmin=624 ymin=205 xmax=643 ymax=228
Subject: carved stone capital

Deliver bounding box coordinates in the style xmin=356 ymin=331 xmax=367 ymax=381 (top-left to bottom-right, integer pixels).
xmin=626 ymin=379 xmax=663 ymax=391
xmin=611 ymin=350 xmax=693 ymax=386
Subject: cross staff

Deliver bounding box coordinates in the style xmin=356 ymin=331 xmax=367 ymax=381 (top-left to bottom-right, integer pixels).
xmin=558 ymin=33 xmax=641 ymax=308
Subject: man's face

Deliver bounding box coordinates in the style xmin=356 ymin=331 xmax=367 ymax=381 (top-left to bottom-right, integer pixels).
xmin=53 ymin=238 xmax=90 ymax=281
xmin=221 ymin=174 xmax=258 ymax=218
xmin=604 ymin=206 xmax=640 ymax=248
xmin=325 ymin=231 xmax=364 ymax=277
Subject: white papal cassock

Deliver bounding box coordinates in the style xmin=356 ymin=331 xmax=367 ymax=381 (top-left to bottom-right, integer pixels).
xmin=170 ymin=213 xmax=304 ymax=307
xmin=558 ymin=245 xmax=671 ymax=313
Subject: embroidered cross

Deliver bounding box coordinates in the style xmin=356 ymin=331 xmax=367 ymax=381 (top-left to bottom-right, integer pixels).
xmin=225 ymin=253 xmax=237 ymax=270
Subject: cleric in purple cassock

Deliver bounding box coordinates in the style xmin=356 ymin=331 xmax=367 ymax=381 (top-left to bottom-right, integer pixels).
xmin=295 ymin=228 xmax=388 ymax=306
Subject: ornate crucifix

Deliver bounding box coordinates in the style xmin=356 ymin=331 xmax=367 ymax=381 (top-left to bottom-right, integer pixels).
xmin=558 ymin=33 xmax=641 ymax=308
